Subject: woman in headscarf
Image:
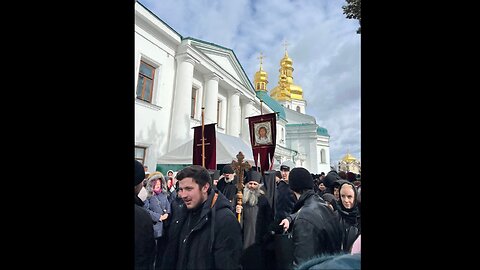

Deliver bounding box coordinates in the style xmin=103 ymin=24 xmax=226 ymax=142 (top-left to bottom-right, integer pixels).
xmin=337 ymin=181 xmax=361 ymax=253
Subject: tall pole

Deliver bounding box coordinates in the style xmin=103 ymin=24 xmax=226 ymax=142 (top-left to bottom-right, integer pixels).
xmin=201 ymin=106 xmax=205 ymax=168
xmin=201 ymin=84 xmax=207 ymax=168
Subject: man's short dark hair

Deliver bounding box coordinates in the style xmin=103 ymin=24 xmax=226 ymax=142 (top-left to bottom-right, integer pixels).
xmin=176 ymin=165 xmax=211 ymax=188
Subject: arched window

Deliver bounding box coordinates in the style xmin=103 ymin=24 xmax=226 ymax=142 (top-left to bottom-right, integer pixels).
xmin=296 ymin=106 xmax=301 ymax=112
xmin=320 ymin=149 xmax=326 ymax=163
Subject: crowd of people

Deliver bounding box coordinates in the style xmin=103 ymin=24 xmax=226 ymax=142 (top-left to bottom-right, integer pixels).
xmin=134 ymin=159 xmax=361 ymax=270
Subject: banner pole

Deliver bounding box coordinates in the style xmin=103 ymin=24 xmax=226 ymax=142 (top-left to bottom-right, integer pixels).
xmin=201 ymin=107 xmax=205 ymax=168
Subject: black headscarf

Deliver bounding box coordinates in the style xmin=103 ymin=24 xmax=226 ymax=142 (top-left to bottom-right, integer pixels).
xmin=337 ymin=182 xmax=359 ymax=225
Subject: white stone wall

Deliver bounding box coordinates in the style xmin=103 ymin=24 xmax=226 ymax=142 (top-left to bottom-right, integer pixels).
xmin=135 ymin=6 xmax=180 ymax=170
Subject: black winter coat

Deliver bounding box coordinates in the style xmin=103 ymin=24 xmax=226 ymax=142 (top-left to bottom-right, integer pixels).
xmin=217 ymin=175 xmax=238 ymax=210
xmin=274 ymin=180 xmax=296 ymax=224
xmin=134 ymin=196 xmax=155 ymax=270
xmin=290 ymin=190 xmax=343 ymax=266
xmin=161 ymin=189 xmax=243 ymax=270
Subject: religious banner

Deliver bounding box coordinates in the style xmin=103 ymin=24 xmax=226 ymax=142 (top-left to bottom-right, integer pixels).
xmin=192 ymin=123 xmax=216 ymax=170
xmin=248 ymin=112 xmax=276 ymax=174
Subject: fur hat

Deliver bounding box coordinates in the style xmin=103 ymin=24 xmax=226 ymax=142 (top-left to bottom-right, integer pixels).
xmin=134 ymin=160 xmax=145 ymax=186
xmin=146 ymin=171 xmax=167 ymax=195
xmin=222 ymin=164 xmax=235 ymax=174
xmin=288 ymin=167 xmax=314 ymax=193
xmin=244 ymin=170 xmax=262 ymax=184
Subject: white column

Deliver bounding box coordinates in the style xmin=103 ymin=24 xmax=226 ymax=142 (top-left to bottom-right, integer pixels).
xmin=168 ymin=54 xmax=198 ymax=151
xmin=241 ymin=100 xmax=256 ymax=142
xmin=203 ymin=73 xmax=221 ymax=125
xmin=227 ymin=91 xmax=241 ymax=136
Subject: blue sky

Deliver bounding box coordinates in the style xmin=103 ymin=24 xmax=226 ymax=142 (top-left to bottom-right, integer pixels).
xmin=138 ymin=0 xmax=361 ymax=168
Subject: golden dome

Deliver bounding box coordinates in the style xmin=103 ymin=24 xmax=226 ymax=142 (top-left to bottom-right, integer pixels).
xmin=270 ymin=49 xmax=304 ymax=102
xmin=254 ymin=68 xmax=268 ymax=82
xmin=270 ymin=74 xmax=291 ymax=101
xmin=342 ymin=153 xmax=357 ymax=163
xmin=254 ymin=53 xmax=268 ymax=91
xmin=290 ymin=84 xmax=303 ymax=100
xmin=280 ymin=51 xmax=293 ymax=67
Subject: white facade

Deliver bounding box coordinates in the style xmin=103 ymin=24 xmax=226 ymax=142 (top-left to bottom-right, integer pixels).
xmin=135 ymin=3 xmax=273 ymax=171
xmin=135 ymin=3 xmax=330 ymax=174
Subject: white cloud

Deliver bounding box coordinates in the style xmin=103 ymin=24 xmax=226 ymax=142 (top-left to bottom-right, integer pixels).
xmin=139 ymin=0 xmax=361 ymax=168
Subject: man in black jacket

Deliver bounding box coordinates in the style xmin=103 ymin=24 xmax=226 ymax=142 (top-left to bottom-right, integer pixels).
xmin=216 ymin=164 xmax=238 ymax=210
xmin=280 ymin=167 xmax=343 ymax=267
xmin=161 ymin=165 xmax=243 ymax=270
xmin=134 ymin=160 xmax=155 ymax=270
xmin=274 ymin=161 xmax=296 ymax=225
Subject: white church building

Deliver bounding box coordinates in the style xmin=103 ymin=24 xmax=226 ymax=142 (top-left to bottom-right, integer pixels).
xmin=134 ymin=2 xmax=331 ymax=174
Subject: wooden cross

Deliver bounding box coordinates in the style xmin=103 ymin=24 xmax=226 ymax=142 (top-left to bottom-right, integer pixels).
xmin=231 ymin=151 xmax=251 ymax=222
xmin=195 ymin=138 xmax=211 ymax=147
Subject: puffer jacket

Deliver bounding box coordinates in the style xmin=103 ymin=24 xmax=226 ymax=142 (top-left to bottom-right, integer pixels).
xmin=160 ymin=188 xmax=243 ymax=270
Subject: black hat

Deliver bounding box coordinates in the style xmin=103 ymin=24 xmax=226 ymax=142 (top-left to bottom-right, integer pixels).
xmin=134 ymin=160 xmax=145 ymax=186
xmin=222 ymin=164 xmax=235 ymax=174
xmin=288 ymin=167 xmax=314 ymax=193
xmin=323 ymin=171 xmax=340 ymax=188
xmin=322 ymin=193 xmax=336 ymax=204
xmin=244 ymin=170 xmax=262 ymax=184
xmin=208 ymin=170 xmax=221 ymax=180
xmin=346 ymin=172 xmax=356 ymax=182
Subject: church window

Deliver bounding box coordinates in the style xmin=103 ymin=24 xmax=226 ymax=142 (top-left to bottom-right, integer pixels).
xmin=135 ymin=146 xmax=147 ymax=165
xmin=281 ymin=128 xmax=285 ymax=142
xmin=217 ymin=100 xmax=222 ymax=127
xmin=191 ymin=88 xmax=198 ymax=118
xmin=136 ymin=60 xmax=156 ymax=103
xmin=320 ymin=149 xmax=326 ymax=163
xmin=296 ymin=106 xmax=301 ymax=112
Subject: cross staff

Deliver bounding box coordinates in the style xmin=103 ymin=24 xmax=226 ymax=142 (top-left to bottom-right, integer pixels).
xmin=231 ymin=151 xmax=251 ymax=222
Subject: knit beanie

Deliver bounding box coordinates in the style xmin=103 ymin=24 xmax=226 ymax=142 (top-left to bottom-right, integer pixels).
xmin=288 ymin=167 xmax=313 ymax=193
xmin=134 ymin=160 xmax=145 ymax=186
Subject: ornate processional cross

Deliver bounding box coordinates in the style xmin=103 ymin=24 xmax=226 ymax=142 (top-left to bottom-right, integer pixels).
xmin=231 ymin=151 xmax=251 ymax=222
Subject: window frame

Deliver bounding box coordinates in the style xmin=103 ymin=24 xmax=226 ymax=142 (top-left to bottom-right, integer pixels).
xmin=136 ymin=60 xmax=156 ymax=103
xmin=135 ymin=146 xmax=147 ymax=165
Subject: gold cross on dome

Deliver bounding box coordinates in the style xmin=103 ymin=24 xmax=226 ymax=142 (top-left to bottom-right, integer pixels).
xmin=257 ymin=52 xmax=265 ymax=68
xmin=282 ymin=40 xmax=289 ymax=53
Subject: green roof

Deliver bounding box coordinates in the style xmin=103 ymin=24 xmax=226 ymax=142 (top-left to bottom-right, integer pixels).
xmin=255 ymin=91 xmax=286 ymax=120
xmin=316 ymin=126 xmax=330 ymax=137
xmin=285 ymin=123 xmax=330 ymax=137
